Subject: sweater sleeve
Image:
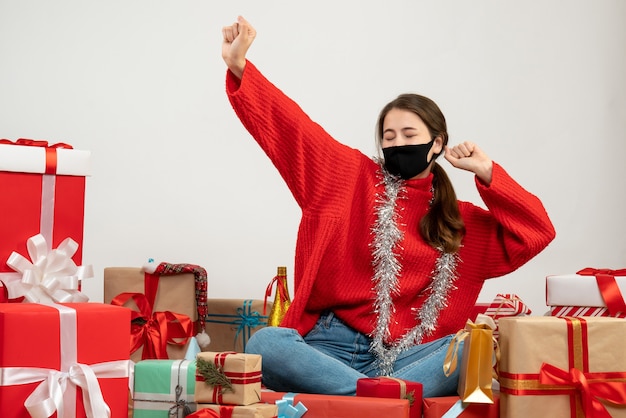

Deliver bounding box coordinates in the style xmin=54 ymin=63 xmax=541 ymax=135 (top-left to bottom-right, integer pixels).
xmin=225 ymin=61 xmax=364 ymax=211
xmin=460 ymin=162 xmax=556 ymax=280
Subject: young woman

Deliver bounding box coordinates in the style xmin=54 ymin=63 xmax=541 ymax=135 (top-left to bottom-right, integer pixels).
xmin=221 ymin=16 xmax=555 ymax=397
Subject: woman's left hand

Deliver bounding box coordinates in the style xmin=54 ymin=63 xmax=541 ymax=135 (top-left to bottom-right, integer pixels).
xmin=444 ymin=141 xmax=493 ymax=185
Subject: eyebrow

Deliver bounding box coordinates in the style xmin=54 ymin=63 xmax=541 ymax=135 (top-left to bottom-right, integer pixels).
xmin=383 ymin=127 xmax=419 ymax=135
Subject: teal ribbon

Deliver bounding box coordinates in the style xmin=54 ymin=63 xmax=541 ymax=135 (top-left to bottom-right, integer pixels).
xmin=276 ymin=393 xmax=308 ymax=418
xmin=441 ymin=399 xmax=467 ymax=418
xmin=204 ymin=300 xmax=267 ymax=351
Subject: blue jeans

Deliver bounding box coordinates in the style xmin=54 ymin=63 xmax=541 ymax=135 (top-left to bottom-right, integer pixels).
xmin=245 ymin=311 xmax=461 ymax=397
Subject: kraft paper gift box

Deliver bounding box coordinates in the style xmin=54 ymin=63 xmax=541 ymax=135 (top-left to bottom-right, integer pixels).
xmin=356 ymin=377 xmax=423 ymax=418
xmin=204 ymin=299 xmax=270 ymax=352
xmin=0 ymin=302 xmax=132 ymax=418
xmin=546 ymin=268 xmax=626 ymax=318
xmin=195 ymin=352 xmax=262 ymax=406
xmin=0 ymin=138 xmax=90 ymax=295
xmin=261 ymin=391 xmax=410 ymax=418
xmin=104 ymin=263 xmax=207 ymax=362
xmin=422 ymin=393 xmax=500 ymax=418
xmin=195 ymin=404 xmax=277 ymax=418
xmin=498 ymin=316 xmax=626 ymax=418
xmin=132 ymin=359 xmax=197 ymax=418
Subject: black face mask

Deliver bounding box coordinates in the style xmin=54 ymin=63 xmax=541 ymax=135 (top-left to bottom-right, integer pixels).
xmin=382 ymin=141 xmax=437 ymax=180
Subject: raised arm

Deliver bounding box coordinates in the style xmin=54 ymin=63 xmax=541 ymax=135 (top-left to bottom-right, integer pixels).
xmin=222 ymin=16 xmax=256 ymax=79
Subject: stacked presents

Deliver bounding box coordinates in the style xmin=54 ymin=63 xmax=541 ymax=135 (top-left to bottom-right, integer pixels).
xmin=0 ymin=139 xmax=133 ymax=417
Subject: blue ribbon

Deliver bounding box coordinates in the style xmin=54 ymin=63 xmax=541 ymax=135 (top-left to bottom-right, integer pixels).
xmin=204 ymin=300 xmax=268 ymax=351
xmin=276 ymin=393 xmax=308 ymax=418
xmin=441 ymin=399 xmax=467 ymax=418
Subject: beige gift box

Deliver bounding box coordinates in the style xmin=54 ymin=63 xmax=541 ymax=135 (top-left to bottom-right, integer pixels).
xmin=195 ymin=351 xmax=262 ymax=406
xmin=104 ymin=267 xmax=198 ymax=362
xmin=204 ymin=299 xmax=271 ymax=353
xmin=196 ymin=403 xmax=277 ymax=417
xmin=498 ymin=316 xmax=626 ymax=418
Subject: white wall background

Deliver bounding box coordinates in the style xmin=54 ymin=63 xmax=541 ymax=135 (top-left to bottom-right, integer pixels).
xmin=1 ymin=0 xmax=625 ymax=316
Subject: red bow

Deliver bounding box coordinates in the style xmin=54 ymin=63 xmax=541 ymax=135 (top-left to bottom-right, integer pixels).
xmin=577 ymin=268 xmax=626 ymax=315
xmin=111 ymin=292 xmax=193 ymax=359
xmin=539 ymin=362 xmax=626 ymax=418
xmin=0 ymin=138 xmax=73 ymax=149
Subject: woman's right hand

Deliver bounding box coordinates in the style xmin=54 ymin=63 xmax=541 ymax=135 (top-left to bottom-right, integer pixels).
xmin=222 ymin=16 xmax=256 ymax=79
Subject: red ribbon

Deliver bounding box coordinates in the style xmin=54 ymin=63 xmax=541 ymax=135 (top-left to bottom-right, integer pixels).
xmin=110 ymin=291 xmax=193 ymax=359
xmin=577 ymin=268 xmax=626 ymax=315
xmin=0 ymin=138 xmax=73 ymax=175
xmin=263 ymin=274 xmax=289 ymax=315
xmin=539 ymin=363 xmax=626 ymax=418
xmin=186 ymin=409 xmax=220 ymax=418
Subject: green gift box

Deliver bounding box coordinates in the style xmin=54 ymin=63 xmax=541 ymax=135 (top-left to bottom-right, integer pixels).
xmin=133 ymin=359 xmax=197 ymax=418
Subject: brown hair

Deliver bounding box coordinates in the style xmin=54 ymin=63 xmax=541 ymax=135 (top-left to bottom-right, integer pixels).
xmin=376 ymin=94 xmax=465 ymax=253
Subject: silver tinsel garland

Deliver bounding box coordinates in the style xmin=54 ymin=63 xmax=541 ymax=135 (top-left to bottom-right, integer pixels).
xmin=369 ymin=162 xmax=460 ymax=376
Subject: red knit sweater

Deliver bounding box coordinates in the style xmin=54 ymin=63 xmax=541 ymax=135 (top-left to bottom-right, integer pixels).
xmin=226 ymin=61 xmax=555 ymax=344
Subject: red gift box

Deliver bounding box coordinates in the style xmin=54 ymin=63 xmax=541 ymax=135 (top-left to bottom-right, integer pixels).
xmin=0 ymin=139 xmax=90 ymax=286
xmin=356 ymin=377 xmax=422 ymax=418
xmin=261 ymin=391 xmax=410 ymax=418
xmin=0 ymin=303 xmax=132 ymax=417
xmin=422 ymin=393 xmax=500 ymax=418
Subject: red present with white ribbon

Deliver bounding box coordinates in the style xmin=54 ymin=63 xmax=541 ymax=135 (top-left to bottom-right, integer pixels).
xmin=0 ymin=138 xmax=90 ymax=295
xmin=546 ymin=268 xmax=626 ymax=317
xmin=0 ymin=303 xmax=132 ymax=417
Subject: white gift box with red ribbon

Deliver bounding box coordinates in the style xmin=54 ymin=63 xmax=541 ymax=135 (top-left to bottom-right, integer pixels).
xmin=546 ymin=268 xmax=626 ymax=317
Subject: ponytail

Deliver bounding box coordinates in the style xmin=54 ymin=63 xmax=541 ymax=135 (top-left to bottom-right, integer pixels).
xmin=419 ymin=162 xmax=465 ymax=253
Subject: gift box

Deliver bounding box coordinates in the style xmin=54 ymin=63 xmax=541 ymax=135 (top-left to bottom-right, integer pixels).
xmin=549 ymin=305 xmax=626 ymax=318
xmin=498 ymin=316 xmax=626 ymax=417
xmin=261 ymin=391 xmax=410 ymax=418
xmin=195 ymin=352 xmax=262 ymax=406
xmin=422 ymin=393 xmax=500 ymax=418
xmin=105 ymin=262 xmax=208 ymax=362
xmin=356 ymin=377 xmax=422 ymax=418
xmin=546 ymin=268 xmax=626 ymax=316
xmin=204 ymin=299 xmax=270 ymax=352
xmin=0 ymin=302 xmax=132 ymax=417
xmin=195 ymin=403 xmax=277 ymax=418
xmin=0 ymin=139 xmax=90 ymax=293
xmin=132 ymin=359 xmax=197 ymax=418
xmin=473 ymin=294 xmax=531 ymax=339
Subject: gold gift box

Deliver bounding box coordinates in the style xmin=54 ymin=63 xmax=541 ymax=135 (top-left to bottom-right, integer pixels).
xmin=195 ymin=351 xmax=262 ymax=406
xmin=498 ymin=316 xmax=626 ymax=418
xmin=104 ymin=267 xmax=197 ymax=362
xmin=196 ymin=403 xmax=277 ymax=418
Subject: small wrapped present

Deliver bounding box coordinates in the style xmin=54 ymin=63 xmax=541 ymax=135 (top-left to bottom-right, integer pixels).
xmin=0 ymin=302 xmax=132 ymax=417
xmin=194 ymin=352 xmax=262 ymax=406
xmin=472 ymin=294 xmax=531 ymax=339
xmin=132 ymin=359 xmax=197 ymax=417
xmin=204 ymin=299 xmax=270 ymax=352
xmin=422 ymin=393 xmax=500 ymax=418
xmin=498 ymin=316 xmax=626 ymax=417
xmin=195 ymin=403 xmax=278 ymax=418
xmin=0 ymin=138 xmax=90 ymax=291
xmin=444 ymin=315 xmax=498 ymax=404
xmin=546 ymin=268 xmax=626 ymax=316
xmin=105 ymin=262 xmax=208 ymax=361
xmin=356 ymin=377 xmax=423 ymax=418
xmin=261 ymin=391 xmax=410 ymax=418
